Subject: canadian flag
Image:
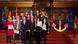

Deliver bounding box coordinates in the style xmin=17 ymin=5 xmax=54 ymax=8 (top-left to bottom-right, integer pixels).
xmin=8 ymin=11 xmax=13 ymax=20
xmin=15 ymin=7 xmax=18 ymax=16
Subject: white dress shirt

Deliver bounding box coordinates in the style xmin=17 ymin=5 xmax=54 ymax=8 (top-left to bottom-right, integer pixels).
xmin=36 ymin=20 xmax=42 ymax=28
xmin=42 ymin=23 xmax=47 ymax=31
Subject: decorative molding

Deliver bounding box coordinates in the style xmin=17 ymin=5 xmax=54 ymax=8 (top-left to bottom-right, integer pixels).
xmin=8 ymin=2 xmax=33 ymax=7
xmin=53 ymin=2 xmax=73 ymax=7
xmin=0 ymin=1 xmax=78 ymax=7
xmin=52 ymin=1 xmax=78 ymax=7
xmin=0 ymin=2 xmax=33 ymax=7
xmin=36 ymin=2 xmax=50 ymax=7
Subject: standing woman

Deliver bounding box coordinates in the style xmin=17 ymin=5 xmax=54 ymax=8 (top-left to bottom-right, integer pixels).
xmin=42 ymin=18 xmax=48 ymax=44
xmin=35 ymin=18 xmax=43 ymax=44
xmin=41 ymin=12 xmax=48 ymax=44
xmin=6 ymin=16 xmax=14 ymax=43
xmin=25 ymin=15 xmax=31 ymax=42
xmin=13 ymin=16 xmax=16 ymax=40
xmin=14 ymin=15 xmax=21 ymax=43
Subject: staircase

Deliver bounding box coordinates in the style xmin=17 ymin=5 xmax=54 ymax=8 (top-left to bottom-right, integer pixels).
xmin=0 ymin=30 xmax=74 ymax=44
xmin=34 ymin=32 xmax=73 ymax=44
xmin=46 ymin=32 xmax=73 ymax=44
xmin=0 ymin=30 xmax=6 ymax=44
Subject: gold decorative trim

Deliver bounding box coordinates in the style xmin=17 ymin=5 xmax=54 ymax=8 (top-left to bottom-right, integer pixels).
xmin=7 ymin=2 xmax=33 ymax=7
xmin=36 ymin=2 xmax=50 ymax=7
xmin=0 ymin=1 xmax=78 ymax=7
xmin=53 ymin=2 xmax=73 ymax=7
xmin=0 ymin=2 xmax=33 ymax=7
xmin=51 ymin=1 xmax=78 ymax=7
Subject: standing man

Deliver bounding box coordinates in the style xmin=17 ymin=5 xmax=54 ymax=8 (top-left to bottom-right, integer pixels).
xmin=20 ymin=12 xmax=26 ymax=44
xmin=21 ymin=16 xmax=27 ymax=44
xmin=29 ymin=16 xmax=35 ymax=44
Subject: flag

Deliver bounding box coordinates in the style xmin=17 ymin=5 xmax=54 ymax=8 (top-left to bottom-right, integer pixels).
xmin=25 ymin=11 xmax=29 ymax=17
xmin=1 ymin=8 xmax=6 ymax=28
xmin=68 ymin=9 xmax=74 ymax=30
xmin=15 ymin=7 xmax=18 ymax=16
xmin=8 ymin=11 xmax=13 ymax=20
xmin=74 ymin=23 xmax=77 ymax=29
xmin=30 ymin=10 xmax=33 ymax=16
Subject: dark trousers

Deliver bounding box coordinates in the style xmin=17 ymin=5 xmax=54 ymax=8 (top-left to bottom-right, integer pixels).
xmin=7 ymin=36 xmax=12 ymax=43
xmin=34 ymin=27 xmax=42 ymax=44
xmin=26 ymin=31 xmax=33 ymax=44
xmin=21 ymin=31 xmax=26 ymax=43
xmin=29 ymin=32 xmax=33 ymax=43
xmin=42 ymin=30 xmax=47 ymax=44
xmin=15 ymin=34 xmax=19 ymax=40
xmin=21 ymin=31 xmax=33 ymax=44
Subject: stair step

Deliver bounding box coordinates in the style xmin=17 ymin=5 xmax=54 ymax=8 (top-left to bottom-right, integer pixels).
xmin=0 ymin=31 xmax=74 ymax=44
xmin=47 ymin=39 xmax=65 ymax=41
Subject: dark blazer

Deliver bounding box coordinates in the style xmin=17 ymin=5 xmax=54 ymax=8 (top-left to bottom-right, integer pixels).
xmin=26 ymin=19 xmax=32 ymax=30
xmin=21 ymin=19 xmax=32 ymax=31
xmin=21 ymin=19 xmax=27 ymax=31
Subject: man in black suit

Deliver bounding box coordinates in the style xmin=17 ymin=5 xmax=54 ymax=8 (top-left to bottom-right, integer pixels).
xmin=21 ymin=16 xmax=27 ymax=44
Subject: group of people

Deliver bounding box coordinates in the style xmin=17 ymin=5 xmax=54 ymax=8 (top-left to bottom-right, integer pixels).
xmin=6 ymin=10 xmax=48 ymax=44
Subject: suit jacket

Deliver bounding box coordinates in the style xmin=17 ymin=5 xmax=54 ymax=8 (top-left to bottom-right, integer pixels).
xmin=21 ymin=19 xmax=27 ymax=31
xmin=14 ymin=20 xmax=21 ymax=30
xmin=26 ymin=20 xmax=32 ymax=30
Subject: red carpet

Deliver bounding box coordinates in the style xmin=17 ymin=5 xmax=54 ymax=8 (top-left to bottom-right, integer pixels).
xmin=0 ymin=30 xmax=2 ymax=32
xmin=39 ymin=32 xmax=74 ymax=44
xmin=46 ymin=32 xmax=66 ymax=44
xmin=0 ymin=30 xmax=6 ymax=33
xmin=0 ymin=30 xmax=74 ymax=44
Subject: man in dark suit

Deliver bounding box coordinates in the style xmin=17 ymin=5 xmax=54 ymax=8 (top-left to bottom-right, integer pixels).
xmin=21 ymin=16 xmax=27 ymax=44
xmin=29 ymin=16 xmax=35 ymax=44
